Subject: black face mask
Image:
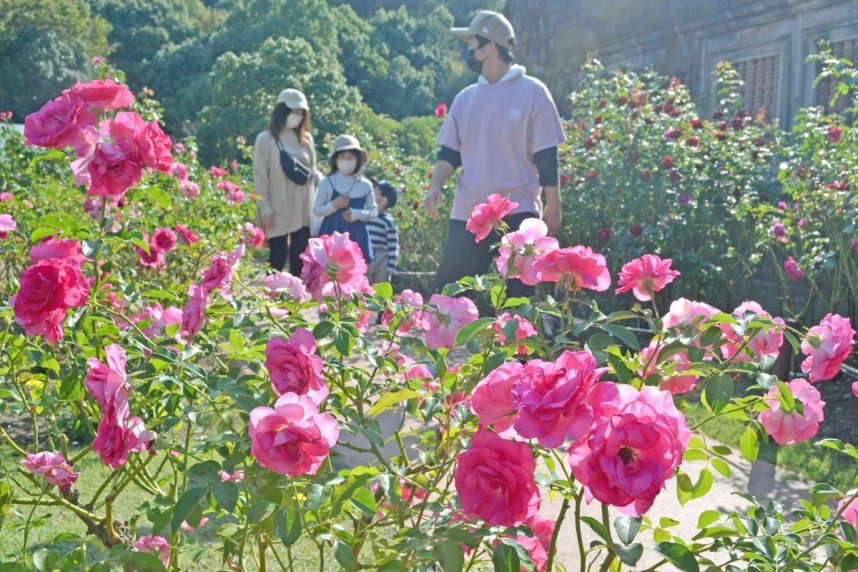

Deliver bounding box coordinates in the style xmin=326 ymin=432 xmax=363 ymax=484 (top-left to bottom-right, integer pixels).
xmin=465 ymin=48 xmax=484 ymax=75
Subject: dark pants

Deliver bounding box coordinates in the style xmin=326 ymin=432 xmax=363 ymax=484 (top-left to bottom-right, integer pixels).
xmin=434 ymin=212 xmax=536 ymax=298
xmin=268 ymin=227 xmax=310 ymax=276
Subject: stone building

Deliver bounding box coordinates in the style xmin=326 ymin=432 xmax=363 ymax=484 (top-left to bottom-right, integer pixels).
xmin=506 ymin=0 xmax=858 ymax=124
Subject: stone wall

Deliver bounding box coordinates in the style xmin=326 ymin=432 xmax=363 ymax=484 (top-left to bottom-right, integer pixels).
xmin=506 ymin=0 xmax=858 ymax=122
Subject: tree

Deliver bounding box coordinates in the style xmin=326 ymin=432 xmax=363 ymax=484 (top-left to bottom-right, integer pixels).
xmin=196 ymin=36 xmax=361 ymax=164
xmin=0 ymin=0 xmax=110 ymax=120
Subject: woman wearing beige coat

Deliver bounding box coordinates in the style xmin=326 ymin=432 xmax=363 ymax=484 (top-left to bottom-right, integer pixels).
xmin=253 ymin=88 xmax=317 ymax=275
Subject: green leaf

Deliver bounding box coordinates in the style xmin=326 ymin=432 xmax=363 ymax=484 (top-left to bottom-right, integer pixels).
xmin=739 ymin=426 xmax=760 ymax=463
xmin=433 ymin=539 xmax=465 ymax=572
xmin=580 ymin=515 xmax=610 ymax=543
xmin=147 ymin=186 xmax=173 ymax=209
xmin=653 ymin=542 xmax=699 ymax=572
xmin=691 ymin=468 xmax=714 ymax=499
xmin=171 ymin=487 xmax=207 ymax=533
xmin=333 ymin=540 xmax=356 ymax=570
xmin=810 ymin=483 xmax=842 ymax=506
xmin=455 ymin=317 xmax=494 ymax=346
xmin=212 ymin=482 xmax=238 ymax=513
xmin=602 ymin=324 xmax=640 ymax=350
xmin=676 ymin=471 xmax=693 ymax=506
xmin=697 ymin=510 xmax=721 ymax=529
xmin=187 ymin=461 xmax=221 ymax=487
xmin=274 ymin=502 xmax=303 ymax=548
xmin=118 ymin=551 xmax=167 ymax=572
xmin=313 ymin=321 xmax=335 ymax=339
xmin=606 ymin=351 xmax=634 ymax=384
xmin=349 ymin=487 xmax=378 ymax=517
xmin=614 ymin=542 xmax=644 ymax=566
xmin=491 ymin=541 xmax=521 ymax=572
xmin=368 ymin=389 xmax=418 ymax=416
xmin=586 ymin=333 xmax=615 ymax=352
xmin=614 ymin=515 xmax=642 ymax=545
xmin=32 ymin=548 xmax=62 ymax=572
xmin=840 ymin=553 xmax=858 ymax=572
xmin=373 ymin=282 xmax=393 ymax=299
xmin=702 ymin=374 xmax=733 ymax=414
xmin=30 ymin=227 xmax=58 ymax=242
xmin=711 ymin=457 xmax=731 ymax=478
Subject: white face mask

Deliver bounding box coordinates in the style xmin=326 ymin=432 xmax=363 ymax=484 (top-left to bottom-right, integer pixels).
xmin=337 ymin=159 xmax=357 ymax=175
xmin=285 ymin=112 xmax=303 ymax=129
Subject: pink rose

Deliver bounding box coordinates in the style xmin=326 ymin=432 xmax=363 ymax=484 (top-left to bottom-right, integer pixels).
xmin=493 ymin=312 xmax=537 ymax=355
xmin=827 ymin=126 xmax=842 ymax=145
xmin=0 ymin=213 xmax=15 ymax=239
xmin=496 ymin=218 xmax=559 ymax=285
xmin=174 ymin=224 xmax=199 ymax=244
xmin=800 ymin=313 xmax=855 ymax=382
xmin=23 ymin=95 xmax=96 ymax=150
xmin=209 ymin=166 xmax=227 ymax=177
xmin=93 ymin=406 xmax=153 ymax=469
xmin=454 ymin=429 xmax=541 ymax=527
xmin=719 ymin=301 xmax=784 ymax=363
xmin=513 ymin=351 xmax=604 ymax=447
xmin=784 ymin=256 xmax=805 ymax=281
xmin=853 ymin=381 xmax=858 ymax=399
xmin=63 ymin=79 xmax=134 ymax=112
xmin=133 ymin=303 xmax=182 ymax=339
xmin=533 ymin=245 xmax=611 ymax=292
xmin=662 ymin=298 xmax=720 ymax=348
xmin=759 ymin=378 xmax=825 ymax=445
xmin=466 ymin=193 xmax=519 ymax=242
xmin=30 ymin=238 xmax=86 ymax=265
xmin=381 ymin=289 xmax=424 ymax=334
xmin=839 ymin=497 xmax=858 ymax=538
xmin=136 ymin=120 xmax=173 ymax=173
xmin=134 ymin=235 xmax=166 ymax=269
xmin=12 ymin=259 xmax=89 ymax=343
xmin=200 ymin=245 xmax=244 ymax=297
xmin=171 ymin=162 xmax=189 ymax=181
xmin=249 ymin=392 xmax=339 ymax=476
xmin=179 ymin=180 xmax=200 ymax=199
xmin=151 ymin=227 xmax=177 ymax=252
xmin=263 ymin=271 xmax=310 ymax=302
xmin=299 ymin=232 xmax=368 ymax=301
xmin=421 ymin=294 xmax=479 ymax=349
xmin=471 ymin=361 xmax=524 ymax=433
xmin=21 ymin=451 xmax=79 ymax=492
xmin=241 ymin=223 xmax=266 ymax=248
xmin=638 ymin=342 xmax=698 ymax=394
xmin=179 ymin=517 xmax=209 ymax=533
xmin=435 ymin=103 xmax=448 ymax=118
xmin=85 ymin=141 xmax=143 ymax=197
xmin=133 ymin=535 xmax=170 ymax=567
xmin=0 ymin=192 xmax=13 ymax=202
xmin=569 ymin=383 xmax=691 ymax=516
xmin=265 ymin=328 xmax=328 ymax=404
xmin=85 ymin=344 xmax=131 ymax=412
xmin=614 ymin=254 xmax=680 ymax=301
xmin=181 ymin=284 xmax=209 ymax=340
xmin=220 ymin=470 xmax=245 ymax=483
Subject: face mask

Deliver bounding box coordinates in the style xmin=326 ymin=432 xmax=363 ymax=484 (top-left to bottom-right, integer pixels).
xmin=286 ymin=112 xmax=303 ymax=129
xmin=465 ymin=48 xmax=484 ymax=75
xmin=337 ymin=159 xmax=357 ymax=175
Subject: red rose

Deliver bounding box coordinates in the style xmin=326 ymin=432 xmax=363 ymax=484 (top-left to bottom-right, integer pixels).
xmin=661 ymin=156 xmax=675 ymax=168
xmin=827 ymin=126 xmax=842 ymax=144
xmin=63 ymin=79 xmax=134 ymax=112
xmin=12 ymin=259 xmax=89 ymax=343
xmin=630 ymin=223 xmax=644 ymax=236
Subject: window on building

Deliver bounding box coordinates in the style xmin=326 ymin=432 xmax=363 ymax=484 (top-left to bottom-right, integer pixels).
xmin=815 ymin=37 xmax=858 ymax=115
xmin=732 ymin=55 xmax=780 ymax=121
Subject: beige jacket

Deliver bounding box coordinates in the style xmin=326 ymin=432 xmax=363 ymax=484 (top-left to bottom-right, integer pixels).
xmin=253 ymin=129 xmax=317 ymax=238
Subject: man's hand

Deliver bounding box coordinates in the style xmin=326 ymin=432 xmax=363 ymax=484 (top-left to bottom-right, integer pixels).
xmin=424 ymin=185 xmax=442 ymax=220
xmin=542 ymin=185 xmax=561 ymax=236
xmin=342 ymin=209 xmax=353 ymax=222
xmin=261 ymin=213 xmax=274 ymax=233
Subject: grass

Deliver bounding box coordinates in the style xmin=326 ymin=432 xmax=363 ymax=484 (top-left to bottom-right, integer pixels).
xmin=684 ymin=401 xmax=857 ymax=491
xmin=0 ymin=448 xmax=333 ymax=571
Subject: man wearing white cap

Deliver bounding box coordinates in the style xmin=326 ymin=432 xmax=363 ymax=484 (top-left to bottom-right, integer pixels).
xmin=424 ymin=10 xmax=566 ymax=296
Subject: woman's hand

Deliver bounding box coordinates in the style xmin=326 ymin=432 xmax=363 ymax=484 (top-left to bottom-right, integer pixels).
xmin=261 ymin=213 xmax=274 ymax=232
xmin=342 ymin=210 xmax=353 ymax=222
xmin=332 ymin=195 xmax=349 ymax=210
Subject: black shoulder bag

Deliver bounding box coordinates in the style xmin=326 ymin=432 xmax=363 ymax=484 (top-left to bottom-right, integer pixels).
xmin=274 ymin=136 xmax=312 ymax=185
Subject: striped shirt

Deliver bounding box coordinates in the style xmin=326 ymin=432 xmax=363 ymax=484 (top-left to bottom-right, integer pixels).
xmin=367 ymin=213 xmax=399 ymax=273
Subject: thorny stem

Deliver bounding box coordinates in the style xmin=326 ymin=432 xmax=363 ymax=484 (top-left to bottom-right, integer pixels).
xmin=546 ymin=496 xmax=571 ymax=571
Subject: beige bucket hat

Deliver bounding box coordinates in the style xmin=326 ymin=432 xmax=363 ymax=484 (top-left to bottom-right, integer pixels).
xmin=451 ymin=10 xmax=516 ymax=50
xmin=329 ymin=134 xmax=368 ymax=166
xmin=276 ymin=88 xmax=309 ymax=111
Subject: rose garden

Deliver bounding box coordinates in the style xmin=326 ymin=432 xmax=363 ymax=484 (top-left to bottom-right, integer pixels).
xmin=0 ymin=42 xmax=857 ymax=572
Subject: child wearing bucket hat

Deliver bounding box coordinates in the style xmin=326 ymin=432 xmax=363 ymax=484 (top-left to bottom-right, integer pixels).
xmin=312 ymin=134 xmax=377 ymax=263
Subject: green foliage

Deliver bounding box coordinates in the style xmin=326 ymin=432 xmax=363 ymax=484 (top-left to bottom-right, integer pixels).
xmin=196 ymin=36 xmax=361 ymax=164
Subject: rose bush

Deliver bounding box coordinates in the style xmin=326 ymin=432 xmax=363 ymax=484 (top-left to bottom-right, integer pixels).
xmin=0 ymin=78 xmax=857 ymax=572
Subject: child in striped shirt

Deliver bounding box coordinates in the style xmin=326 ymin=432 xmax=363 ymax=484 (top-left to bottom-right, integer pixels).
xmin=366 ymin=180 xmax=400 ymax=284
